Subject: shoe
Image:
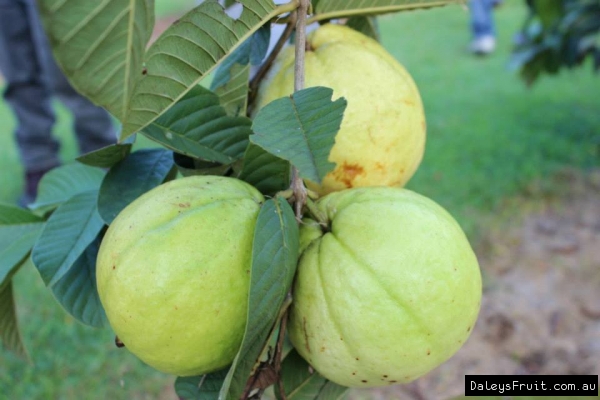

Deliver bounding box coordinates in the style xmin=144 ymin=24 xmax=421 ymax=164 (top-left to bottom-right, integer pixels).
xmin=18 ymin=167 xmax=56 ymax=208
xmin=470 ymin=35 xmax=496 ymax=55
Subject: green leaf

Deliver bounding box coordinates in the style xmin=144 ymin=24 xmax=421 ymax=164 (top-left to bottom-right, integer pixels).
xmin=32 ymin=191 xmax=104 ymax=287
xmin=175 ymin=370 xmax=228 ymax=400
xmin=51 ymin=236 xmax=107 ymax=328
xmin=0 ymin=205 xmax=44 ymax=286
xmin=0 ymin=282 xmax=28 ymax=359
xmin=212 ymin=25 xmax=271 ymax=116
xmin=121 ymin=0 xmax=294 ymax=138
xmin=76 ymin=142 xmax=133 ymax=168
xmin=38 ymin=0 xmax=155 ymax=120
xmin=251 ymin=87 xmax=346 ymax=184
xmin=220 ymin=197 xmax=299 ymax=400
xmin=346 ymin=16 xmax=381 ymax=41
xmin=309 ymin=0 xmax=462 ymax=22
xmin=140 ymin=86 xmax=252 ymax=163
xmin=277 ymin=350 xmax=348 ymax=400
xmin=29 ymin=164 xmax=105 ymax=213
xmin=98 ymin=149 xmax=175 ymax=224
xmin=238 ymin=144 xmax=290 ymax=196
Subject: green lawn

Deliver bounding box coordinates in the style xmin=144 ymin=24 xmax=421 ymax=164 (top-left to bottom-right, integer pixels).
xmin=1 ymin=2 xmax=599 ymax=399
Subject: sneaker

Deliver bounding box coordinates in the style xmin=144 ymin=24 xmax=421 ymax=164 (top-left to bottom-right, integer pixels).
xmin=470 ymin=35 xmax=496 ymax=55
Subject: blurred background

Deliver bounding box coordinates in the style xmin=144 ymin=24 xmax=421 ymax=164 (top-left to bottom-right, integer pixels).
xmin=1 ymin=1 xmax=599 ymax=399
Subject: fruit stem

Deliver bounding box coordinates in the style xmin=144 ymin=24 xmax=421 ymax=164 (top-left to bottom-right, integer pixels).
xmin=290 ymin=0 xmax=311 ymax=221
xmin=305 ymin=198 xmax=329 ymax=228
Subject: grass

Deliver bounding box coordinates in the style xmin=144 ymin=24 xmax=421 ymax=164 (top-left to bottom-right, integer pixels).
xmin=1 ymin=1 xmax=599 ymax=399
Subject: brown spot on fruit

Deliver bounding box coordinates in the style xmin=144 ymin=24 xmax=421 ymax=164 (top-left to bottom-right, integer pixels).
xmin=389 ymin=380 xmax=397 ymax=383
xmin=361 ymin=380 xmax=368 ymax=383
xmin=178 ymin=202 xmax=191 ymax=208
xmin=355 ymin=357 xmax=360 ymax=361
xmin=320 ymin=346 xmax=326 ymax=353
xmin=427 ymin=349 xmax=431 ymax=355
xmin=112 ymin=264 xmax=116 ymax=270
xmin=303 ymin=317 xmax=311 ymax=354
xmin=115 ymin=336 xmax=125 ymax=348
xmin=333 ymin=162 xmax=365 ymax=188
xmin=467 ymin=326 xmax=471 ymax=332
xmin=375 ymin=162 xmax=385 ymax=171
xmin=352 ymin=372 xmax=356 ymax=375
xmin=383 ymin=375 xmax=388 ymax=378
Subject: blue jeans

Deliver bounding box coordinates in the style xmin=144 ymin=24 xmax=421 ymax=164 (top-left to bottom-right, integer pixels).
xmin=470 ymin=0 xmax=496 ymax=39
xmin=0 ymin=0 xmax=116 ymax=173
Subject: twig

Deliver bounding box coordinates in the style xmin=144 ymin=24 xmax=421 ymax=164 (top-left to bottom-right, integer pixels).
xmin=289 ymin=0 xmax=311 ymax=221
xmin=248 ymin=13 xmax=298 ymax=114
xmin=275 ymin=309 xmax=290 ymax=400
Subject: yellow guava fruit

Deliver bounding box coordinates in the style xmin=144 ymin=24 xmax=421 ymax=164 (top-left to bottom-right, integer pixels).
xmin=96 ymin=176 xmax=264 ymax=376
xmin=288 ymin=187 xmax=481 ymax=387
xmin=255 ymin=24 xmax=426 ymax=195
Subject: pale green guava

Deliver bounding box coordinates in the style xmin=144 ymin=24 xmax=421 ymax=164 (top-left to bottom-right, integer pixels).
xmin=96 ymin=176 xmax=264 ymax=376
xmin=288 ymin=187 xmax=481 ymax=388
xmin=255 ymin=24 xmax=426 ymax=195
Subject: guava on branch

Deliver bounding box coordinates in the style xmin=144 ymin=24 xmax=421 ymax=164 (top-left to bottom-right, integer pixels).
xmin=288 ymin=187 xmax=481 ymax=387
xmin=96 ymin=176 xmax=264 ymax=376
xmin=255 ymin=24 xmax=426 ymax=195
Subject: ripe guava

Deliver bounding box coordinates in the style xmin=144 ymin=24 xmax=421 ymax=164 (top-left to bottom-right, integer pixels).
xmin=288 ymin=187 xmax=481 ymax=387
xmin=255 ymin=24 xmax=426 ymax=195
xmin=96 ymin=176 xmax=264 ymax=376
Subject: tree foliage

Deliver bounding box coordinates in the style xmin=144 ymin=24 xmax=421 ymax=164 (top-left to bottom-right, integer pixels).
xmin=511 ymin=0 xmax=600 ymax=84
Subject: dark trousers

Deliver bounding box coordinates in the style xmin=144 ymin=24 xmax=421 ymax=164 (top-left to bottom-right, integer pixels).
xmin=0 ymin=0 xmax=116 ymax=173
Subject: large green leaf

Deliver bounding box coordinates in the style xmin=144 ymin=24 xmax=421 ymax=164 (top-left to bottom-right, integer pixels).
xmin=212 ymin=25 xmax=271 ymax=116
xmin=309 ymin=0 xmax=462 ymax=22
xmin=97 ymin=149 xmax=175 ymax=224
xmin=121 ymin=0 xmax=296 ymax=138
xmin=140 ymin=86 xmax=252 ymax=163
xmin=276 ymin=350 xmax=348 ymax=400
xmin=175 ymin=370 xmax=229 ymax=400
xmin=31 ymin=191 xmax=104 ymax=287
xmin=0 ymin=205 xmax=44 ymax=286
xmin=220 ymin=197 xmax=299 ymax=400
xmin=0 ymin=282 xmax=28 ymax=359
xmin=38 ymin=0 xmax=155 ymax=120
xmin=238 ymin=144 xmax=290 ymax=196
xmin=29 ymin=164 xmax=105 ymax=213
xmin=51 ymin=237 xmax=107 ymax=328
xmin=251 ymin=87 xmax=346 ymax=184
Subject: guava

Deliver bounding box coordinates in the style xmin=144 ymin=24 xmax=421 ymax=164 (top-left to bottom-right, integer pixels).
xmin=96 ymin=176 xmax=264 ymax=376
xmin=288 ymin=187 xmax=481 ymax=388
xmin=255 ymin=24 xmax=426 ymax=195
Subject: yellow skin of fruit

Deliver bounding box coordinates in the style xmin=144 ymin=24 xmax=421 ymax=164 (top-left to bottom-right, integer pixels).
xmin=255 ymin=24 xmax=426 ymax=195
xmin=96 ymin=176 xmax=264 ymax=376
xmin=288 ymin=187 xmax=481 ymax=388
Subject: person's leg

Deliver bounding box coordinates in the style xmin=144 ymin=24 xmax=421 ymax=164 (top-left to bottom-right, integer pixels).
xmin=470 ymin=0 xmax=496 ymax=38
xmin=469 ymin=0 xmax=497 ymax=54
xmin=0 ymin=0 xmax=60 ymax=204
